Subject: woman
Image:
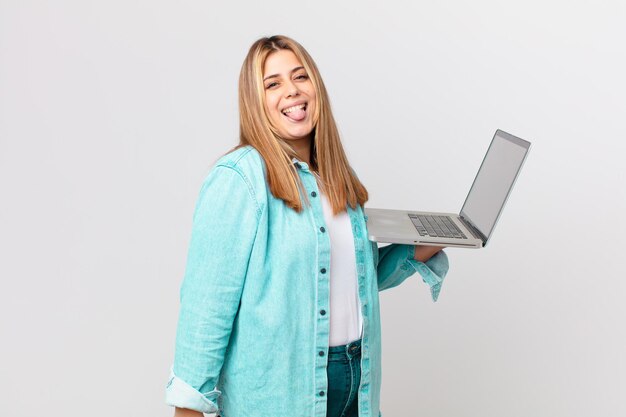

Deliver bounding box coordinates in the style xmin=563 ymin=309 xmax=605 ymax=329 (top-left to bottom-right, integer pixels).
xmin=165 ymin=35 xmax=449 ymax=417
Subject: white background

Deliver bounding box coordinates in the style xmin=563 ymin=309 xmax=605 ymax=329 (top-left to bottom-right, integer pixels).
xmin=1 ymin=1 xmax=625 ymax=416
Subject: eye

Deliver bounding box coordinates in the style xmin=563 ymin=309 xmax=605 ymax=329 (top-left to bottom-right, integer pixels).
xmin=265 ymin=81 xmax=279 ymax=89
xmin=295 ymin=74 xmax=309 ymax=80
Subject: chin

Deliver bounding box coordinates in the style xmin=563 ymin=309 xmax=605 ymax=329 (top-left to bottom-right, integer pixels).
xmin=281 ymin=128 xmax=313 ymax=140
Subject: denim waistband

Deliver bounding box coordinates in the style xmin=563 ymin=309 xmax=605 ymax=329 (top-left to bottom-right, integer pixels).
xmin=328 ymin=338 xmax=361 ymax=360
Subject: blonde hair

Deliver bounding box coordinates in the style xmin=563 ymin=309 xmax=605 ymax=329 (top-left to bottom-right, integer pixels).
xmin=232 ymin=35 xmax=368 ymax=214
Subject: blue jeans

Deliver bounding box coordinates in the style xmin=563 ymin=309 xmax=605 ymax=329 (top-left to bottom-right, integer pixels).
xmin=326 ymin=339 xmax=361 ymax=417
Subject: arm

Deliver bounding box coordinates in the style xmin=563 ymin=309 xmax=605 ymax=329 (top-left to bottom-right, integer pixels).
xmin=165 ymin=164 xmax=261 ymax=413
xmin=413 ymin=245 xmax=444 ymax=262
xmin=375 ymin=242 xmax=449 ymax=301
xmin=174 ymin=408 xmax=203 ymax=417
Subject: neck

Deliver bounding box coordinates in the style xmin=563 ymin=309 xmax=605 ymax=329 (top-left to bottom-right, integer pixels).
xmin=289 ymin=135 xmax=313 ymax=167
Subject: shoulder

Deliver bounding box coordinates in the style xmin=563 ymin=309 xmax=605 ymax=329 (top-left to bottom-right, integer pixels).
xmin=206 ymin=145 xmax=267 ymax=211
xmin=214 ymin=145 xmax=266 ymax=178
xmin=213 ymin=145 xmax=266 ymax=190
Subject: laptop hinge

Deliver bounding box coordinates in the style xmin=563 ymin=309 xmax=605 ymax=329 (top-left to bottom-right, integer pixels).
xmin=459 ymin=215 xmax=487 ymax=244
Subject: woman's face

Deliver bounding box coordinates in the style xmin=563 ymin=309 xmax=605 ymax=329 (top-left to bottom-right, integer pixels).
xmin=263 ymin=49 xmax=317 ymax=143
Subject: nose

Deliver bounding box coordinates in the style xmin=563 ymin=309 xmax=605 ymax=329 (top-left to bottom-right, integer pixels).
xmin=285 ymin=81 xmax=300 ymax=98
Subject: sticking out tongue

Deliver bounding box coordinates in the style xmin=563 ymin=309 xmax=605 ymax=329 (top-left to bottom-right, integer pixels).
xmin=285 ymin=107 xmax=306 ymax=121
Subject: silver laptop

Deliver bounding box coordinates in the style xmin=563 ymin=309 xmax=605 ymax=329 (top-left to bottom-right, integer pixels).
xmin=365 ymin=129 xmax=530 ymax=248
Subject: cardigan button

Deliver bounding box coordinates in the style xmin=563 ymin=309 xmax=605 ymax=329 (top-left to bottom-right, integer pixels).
xmin=320 ymin=226 xmax=326 ymax=233
xmin=319 ymin=391 xmax=325 ymax=396
xmin=311 ymin=191 xmax=317 ymax=197
xmin=320 ymin=309 xmax=326 ymax=316
xmin=320 ymin=268 xmax=327 ymax=274
xmin=319 ymin=351 xmax=325 ymax=356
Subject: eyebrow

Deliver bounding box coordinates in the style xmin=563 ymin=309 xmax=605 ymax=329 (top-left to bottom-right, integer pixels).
xmin=263 ymin=66 xmax=305 ymax=82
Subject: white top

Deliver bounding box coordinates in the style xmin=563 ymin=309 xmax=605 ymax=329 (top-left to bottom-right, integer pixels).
xmin=319 ymin=189 xmax=363 ymax=346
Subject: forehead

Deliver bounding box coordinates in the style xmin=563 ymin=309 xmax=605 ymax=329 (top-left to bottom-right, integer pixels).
xmin=263 ymin=49 xmax=303 ymax=76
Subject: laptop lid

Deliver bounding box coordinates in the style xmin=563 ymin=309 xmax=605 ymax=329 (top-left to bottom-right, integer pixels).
xmin=459 ymin=130 xmax=531 ymax=246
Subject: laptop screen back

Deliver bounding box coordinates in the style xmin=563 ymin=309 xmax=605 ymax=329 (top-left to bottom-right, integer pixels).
xmin=460 ymin=130 xmax=530 ymax=244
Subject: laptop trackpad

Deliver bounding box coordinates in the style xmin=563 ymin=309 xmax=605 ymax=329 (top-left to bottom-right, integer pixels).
xmin=367 ymin=209 xmax=418 ymax=238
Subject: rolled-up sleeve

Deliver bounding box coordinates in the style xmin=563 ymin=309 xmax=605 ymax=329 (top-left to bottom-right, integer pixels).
xmin=166 ymin=367 xmax=221 ymax=413
xmin=165 ymin=164 xmax=261 ymax=412
xmin=375 ymin=243 xmax=449 ymax=302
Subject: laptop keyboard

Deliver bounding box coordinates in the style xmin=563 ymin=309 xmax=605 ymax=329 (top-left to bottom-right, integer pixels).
xmin=408 ymin=214 xmax=468 ymax=239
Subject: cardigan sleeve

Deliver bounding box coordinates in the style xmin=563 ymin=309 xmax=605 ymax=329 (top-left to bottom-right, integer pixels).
xmin=374 ymin=242 xmax=449 ymax=302
xmin=165 ymin=164 xmax=261 ymax=413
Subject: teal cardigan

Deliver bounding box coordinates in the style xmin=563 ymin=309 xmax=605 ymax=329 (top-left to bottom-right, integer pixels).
xmin=166 ymin=146 xmax=449 ymax=417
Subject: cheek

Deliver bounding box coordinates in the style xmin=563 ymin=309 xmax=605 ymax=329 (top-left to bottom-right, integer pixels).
xmin=307 ymin=90 xmax=317 ymax=111
xmin=264 ymin=95 xmax=280 ymax=120
xmin=309 ymin=97 xmax=318 ymax=119
xmin=270 ymin=97 xmax=280 ymax=117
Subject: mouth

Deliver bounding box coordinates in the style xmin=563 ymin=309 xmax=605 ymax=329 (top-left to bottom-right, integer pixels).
xmin=281 ymin=102 xmax=308 ymax=122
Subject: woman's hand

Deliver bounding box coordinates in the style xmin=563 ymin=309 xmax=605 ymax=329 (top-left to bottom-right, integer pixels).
xmin=174 ymin=408 xmax=204 ymax=417
xmin=413 ymin=245 xmax=445 ymax=263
